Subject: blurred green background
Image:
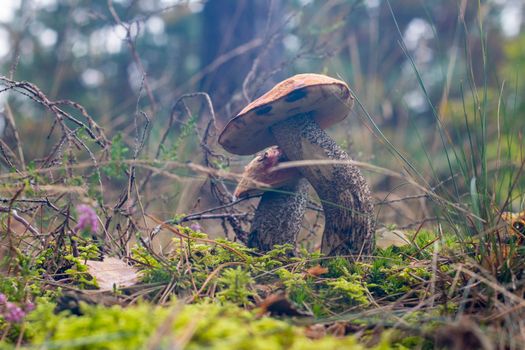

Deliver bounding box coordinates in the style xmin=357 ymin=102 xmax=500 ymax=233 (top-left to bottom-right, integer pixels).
xmin=0 ymin=0 xmax=524 ymax=235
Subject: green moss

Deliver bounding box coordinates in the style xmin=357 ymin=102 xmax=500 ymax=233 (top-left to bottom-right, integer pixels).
xmin=326 ymin=276 xmax=369 ymax=305
xmin=0 ymin=225 xmax=457 ymax=349
xmin=22 ymin=301 xmax=377 ymax=350
xmin=217 ymin=267 xmax=254 ymax=305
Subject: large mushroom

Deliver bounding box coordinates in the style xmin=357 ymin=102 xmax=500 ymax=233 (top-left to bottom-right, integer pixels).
xmin=219 ymin=73 xmax=375 ymax=256
xmin=233 ymin=146 xmax=309 ymax=252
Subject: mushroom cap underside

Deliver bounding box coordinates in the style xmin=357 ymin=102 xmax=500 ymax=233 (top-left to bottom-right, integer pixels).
xmin=218 ymin=73 xmax=354 ymax=155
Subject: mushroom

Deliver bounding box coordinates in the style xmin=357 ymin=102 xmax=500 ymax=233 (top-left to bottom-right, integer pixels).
xmin=219 ymin=73 xmax=375 ymax=256
xmin=233 ymin=146 xmax=308 ymax=252
xmin=501 ymin=210 xmax=525 ymax=241
xmin=233 ymin=146 xmax=301 ymax=199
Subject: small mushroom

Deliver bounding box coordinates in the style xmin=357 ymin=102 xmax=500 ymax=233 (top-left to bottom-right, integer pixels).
xmin=233 ymin=146 xmax=308 ymax=252
xmin=501 ymin=210 xmax=525 ymax=240
xmin=220 ymin=73 xmax=375 ymax=256
xmin=234 ymin=146 xmax=302 ymax=199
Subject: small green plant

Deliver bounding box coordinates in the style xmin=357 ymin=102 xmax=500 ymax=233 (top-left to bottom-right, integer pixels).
xmin=64 ymin=255 xmax=98 ymax=289
xmin=217 ymin=267 xmax=255 ymax=306
xmin=103 ymin=133 xmax=129 ymax=179
xmin=326 ymin=276 xmax=369 ymax=305
xmin=160 ymin=115 xmax=197 ymax=161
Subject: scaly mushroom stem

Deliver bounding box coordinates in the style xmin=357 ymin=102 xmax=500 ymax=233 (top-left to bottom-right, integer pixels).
xmin=248 ymin=179 xmax=309 ymax=253
xmin=271 ymin=114 xmax=375 ymax=256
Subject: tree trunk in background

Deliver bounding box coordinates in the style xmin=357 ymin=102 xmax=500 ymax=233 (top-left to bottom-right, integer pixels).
xmin=201 ymin=0 xmax=281 ymax=128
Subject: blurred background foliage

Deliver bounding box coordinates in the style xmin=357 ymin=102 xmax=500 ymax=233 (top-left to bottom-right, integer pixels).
xmin=0 ymin=0 xmax=524 ymax=233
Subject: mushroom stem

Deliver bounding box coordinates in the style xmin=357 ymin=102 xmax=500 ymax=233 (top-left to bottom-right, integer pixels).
xmin=248 ymin=179 xmax=309 ymax=253
xmin=271 ymin=114 xmax=375 ymax=256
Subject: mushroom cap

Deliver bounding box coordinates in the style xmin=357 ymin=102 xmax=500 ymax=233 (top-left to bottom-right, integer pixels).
xmin=233 ymin=146 xmax=302 ymax=198
xmin=219 ymin=73 xmax=354 ymax=155
xmin=501 ymin=210 xmax=525 ymax=237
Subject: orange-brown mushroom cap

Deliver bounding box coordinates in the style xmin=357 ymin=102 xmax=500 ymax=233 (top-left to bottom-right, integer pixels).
xmin=218 ymin=73 xmax=354 ymax=155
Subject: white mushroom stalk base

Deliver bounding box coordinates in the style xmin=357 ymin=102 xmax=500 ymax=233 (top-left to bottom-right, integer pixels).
xmin=271 ymin=114 xmax=375 ymax=256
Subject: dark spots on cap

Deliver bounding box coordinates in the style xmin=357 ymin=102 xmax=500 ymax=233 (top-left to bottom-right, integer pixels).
xmin=285 ymin=88 xmax=308 ymax=103
xmin=254 ymin=105 xmax=273 ymax=115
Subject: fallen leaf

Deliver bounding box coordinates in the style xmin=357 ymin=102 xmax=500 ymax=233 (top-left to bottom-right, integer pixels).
xmin=306 ymin=265 xmax=329 ymax=277
xmin=326 ymin=322 xmax=346 ymax=337
xmin=304 ymin=324 xmax=326 ymax=339
xmin=86 ymin=257 xmax=139 ymax=291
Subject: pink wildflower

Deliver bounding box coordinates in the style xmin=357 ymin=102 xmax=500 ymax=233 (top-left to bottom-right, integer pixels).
xmin=75 ymin=204 xmax=99 ymax=234
xmin=4 ymin=302 xmax=25 ymax=323
xmin=0 ymin=295 xmax=34 ymax=323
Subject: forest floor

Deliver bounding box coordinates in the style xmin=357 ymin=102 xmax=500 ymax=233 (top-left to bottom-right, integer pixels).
xmin=1 ymin=221 xmax=524 ymax=349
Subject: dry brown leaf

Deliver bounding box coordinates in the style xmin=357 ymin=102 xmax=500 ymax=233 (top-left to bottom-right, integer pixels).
xmin=326 ymin=322 xmax=347 ymax=337
xmin=304 ymin=324 xmax=326 ymax=339
xmin=85 ymin=257 xmax=139 ymax=291
xmin=306 ymin=265 xmax=329 ymax=277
